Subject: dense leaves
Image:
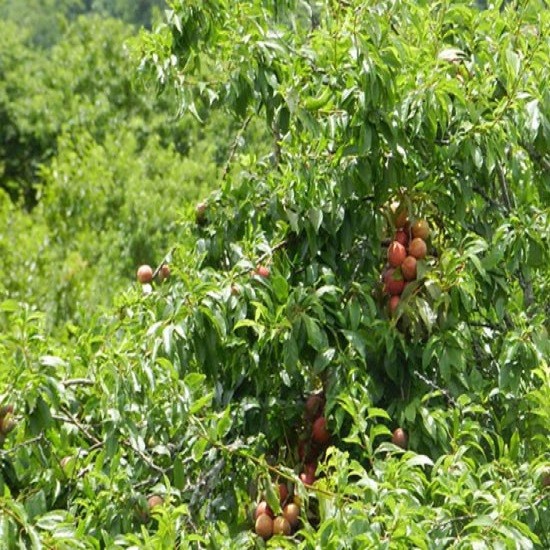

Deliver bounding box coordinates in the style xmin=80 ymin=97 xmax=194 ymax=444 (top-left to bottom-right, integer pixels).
xmin=0 ymin=0 xmax=549 ymax=548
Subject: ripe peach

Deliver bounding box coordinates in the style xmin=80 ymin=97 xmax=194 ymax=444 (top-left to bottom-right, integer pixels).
xmin=137 ymin=265 xmax=153 ymax=284
xmin=0 ymin=413 xmax=15 ymax=435
xmin=273 ymin=515 xmax=291 ymax=536
xmin=255 ymin=513 xmax=273 ymax=539
xmin=195 ymin=202 xmax=207 ymax=225
xmin=412 ymin=219 xmax=429 ymax=240
xmin=303 ymin=462 xmax=316 ymax=478
xmin=401 ymin=256 xmax=417 ymax=281
xmin=312 ymin=417 xmax=330 ymax=444
xmin=255 ymin=501 xmax=274 ymax=519
xmin=393 ymin=203 xmax=409 ymax=228
xmin=158 ymin=264 xmax=170 ymax=282
xmin=392 ymin=428 xmax=408 ymax=449
xmin=147 ymin=495 xmax=164 ymax=509
xmin=384 ymin=268 xmax=405 ymax=296
xmin=389 ymin=295 xmax=400 ymax=315
xmin=256 ymin=265 xmax=270 ymax=278
xmin=0 ymin=405 xmax=14 ymax=417
xmin=298 ymin=439 xmax=306 ymax=461
xmin=395 ymin=229 xmax=409 ymax=247
xmin=388 ymin=241 xmax=407 ymax=268
xmin=278 ymin=483 xmax=289 ymax=504
xmin=283 ymin=503 xmax=300 ymax=528
xmin=408 ymin=238 xmax=427 ymax=259
xmin=300 ymin=470 xmax=315 ymax=486
xmin=305 ymin=394 xmax=324 ymax=420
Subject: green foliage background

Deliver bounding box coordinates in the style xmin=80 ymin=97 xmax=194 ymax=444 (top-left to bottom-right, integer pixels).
xmin=0 ymin=0 xmax=549 ymax=548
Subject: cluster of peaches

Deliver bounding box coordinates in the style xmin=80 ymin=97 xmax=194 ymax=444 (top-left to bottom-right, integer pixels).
xmin=136 ymin=263 xmax=171 ymax=294
xmin=382 ymin=207 xmax=430 ymax=316
xmin=253 ymin=483 xmax=300 ymax=540
xmin=252 ymin=392 xmax=329 ymax=540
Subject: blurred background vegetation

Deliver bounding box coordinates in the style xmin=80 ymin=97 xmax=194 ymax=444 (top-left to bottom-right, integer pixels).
xmin=0 ymin=0 xmax=264 ymax=330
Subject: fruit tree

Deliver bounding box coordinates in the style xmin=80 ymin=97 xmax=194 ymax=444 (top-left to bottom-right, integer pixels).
xmin=1 ymin=0 xmax=549 ymax=547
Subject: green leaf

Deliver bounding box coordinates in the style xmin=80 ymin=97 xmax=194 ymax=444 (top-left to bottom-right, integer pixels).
xmin=190 ymin=392 xmax=213 ymax=414
xmin=416 ymin=298 xmax=436 ymax=333
xmin=367 ymin=408 xmax=391 ymax=421
xmin=303 ymin=315 xmax=326 ymax=351
xmin=217 ymin=407 xmax=232 ymax=438
xmin=405 ymin=454 xmax=434 ymax=468
xmin=192 ymin=438 xmax=209 ymax=462
xmin=184 ymin=373 xmax=206 ymax=390
xmin=308 ymin=208 xmax=323 ymax=233
xmin=272 ymin=275 xmax=289 ymax=302
xmin=173 ymin=458 xmax=185 ymax=490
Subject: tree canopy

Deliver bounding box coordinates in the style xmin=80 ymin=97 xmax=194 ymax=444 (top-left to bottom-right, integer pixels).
xmin=0 ymin=0 xmax=549 ymax=547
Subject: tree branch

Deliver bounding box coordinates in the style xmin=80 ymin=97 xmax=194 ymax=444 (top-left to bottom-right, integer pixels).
xmin=62 ymin=378 xmax=94 ymax=387
xmin=221 ymin=114 xmax=253 ymax=181
xmin=496 ymin=162 xmax=534 ymax=309
xmin=521 ymin=140 xmax=550 ymax=172
xmin=496 ymin=163 xmax=514 ymax=210
xmin=53 ymin=410 xmax=102 ymax=447
xmin=473 ymin=186 xmax=505 ymax=212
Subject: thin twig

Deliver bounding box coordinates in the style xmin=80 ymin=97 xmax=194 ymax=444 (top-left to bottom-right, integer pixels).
xmin=496 ymin=163 xmax=514 ymax=210
xmin=412 ymin=370 xmax=458 ymax=408
xmin=221 ymin=114 xmax=253 ymax=181
xmin=271 ymin=122 xmax=282 ymax=167
xmin=0 ymin=434 xmax=45 ymax=455
xmin=189 ymin=415 xmax=356 ymax=503
xmin=63 ymin=378 xmax=94 ymax=387
xmin=496 ymin=163 xmax=534 ymax=309
xmin=520 ymin=141 xmax=550 ymax=172
xmin=53 ymin=410 xmax=101 ymax=447
xmin=473 ymin=186 xmax=504 ymax=212
xmin=121 ymin=439 xmax=167 ymax=475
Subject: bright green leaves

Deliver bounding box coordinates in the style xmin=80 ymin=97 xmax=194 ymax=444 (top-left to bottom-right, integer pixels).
xmin=1 ymin=0 xmax=549 ymax=547
xmin=302 ymin=315 xmax=327 ymax=352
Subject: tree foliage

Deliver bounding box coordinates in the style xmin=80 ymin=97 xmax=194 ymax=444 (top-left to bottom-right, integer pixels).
xmin=0 ymin=0 xmax=549 ymax=548
xmin=0 ymin=12 xmax=253 ymax=327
